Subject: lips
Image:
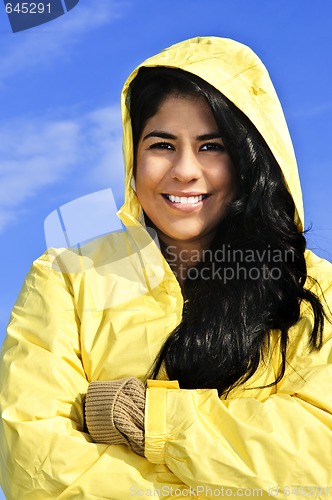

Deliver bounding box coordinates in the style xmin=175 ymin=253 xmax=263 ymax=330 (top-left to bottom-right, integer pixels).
xmin=163 ymin=194 xmax=209 ymax=204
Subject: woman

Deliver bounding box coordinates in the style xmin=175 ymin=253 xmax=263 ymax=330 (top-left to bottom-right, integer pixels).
xmin=1 ymin=37 xmax=331 ymax=499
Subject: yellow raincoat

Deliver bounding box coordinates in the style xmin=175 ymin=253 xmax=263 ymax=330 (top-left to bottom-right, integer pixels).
xmin=1 ymin=37 xmax=332 ymax=499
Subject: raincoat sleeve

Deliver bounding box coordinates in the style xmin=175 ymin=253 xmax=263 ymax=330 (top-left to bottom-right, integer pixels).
xmin=0 ymin=256 xmax=183 ymax=499
xmin=145 ymin=291 xmax=332 ymax=495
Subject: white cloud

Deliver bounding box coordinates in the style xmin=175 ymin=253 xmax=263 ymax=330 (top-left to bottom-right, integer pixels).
xmin=58 ymin=0 xmax=127 ymax=34
xmin=0 ymin=0 xmax=130 ymax=82
xmin=0 ymin=105 xmax=124 ymax=234
xmin=289 ymin=101 xmax=332 ymax=119
xmin=82 ymin=106 xmax=124 ymax=189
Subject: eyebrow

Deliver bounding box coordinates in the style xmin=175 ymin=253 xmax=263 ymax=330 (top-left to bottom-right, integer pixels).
xmin=142 ymin=131 xmax=223 ymax=141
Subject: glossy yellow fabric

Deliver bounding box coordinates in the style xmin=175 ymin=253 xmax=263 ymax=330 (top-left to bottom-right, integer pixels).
xmin=1 ymin=37 xmax=332 ymax=499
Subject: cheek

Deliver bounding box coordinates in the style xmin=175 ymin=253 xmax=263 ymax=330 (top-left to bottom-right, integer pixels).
xmin=135 ymin=157 xmax=149 ymax=193
xmin=135 ymin=163 xmax=159 ymax=207
xmin=135 ymin=157 xmax=167 ymax=193
xmin=135 ymin=177 xmax=148 ymax=206
xmin=212 ymin=161 xmax=236 ymax=191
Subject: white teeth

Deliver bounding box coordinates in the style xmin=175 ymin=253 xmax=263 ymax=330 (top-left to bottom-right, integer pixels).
xmin=166 ymin=194 xmax=205 ymax=204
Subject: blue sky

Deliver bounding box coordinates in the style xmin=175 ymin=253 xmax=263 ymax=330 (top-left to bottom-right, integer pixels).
xmin=0 ymin=3 xmax=331 ymax=491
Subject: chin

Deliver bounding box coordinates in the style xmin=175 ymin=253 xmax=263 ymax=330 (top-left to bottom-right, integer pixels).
xmin=164 ymin=230 xmax=207 ymax=243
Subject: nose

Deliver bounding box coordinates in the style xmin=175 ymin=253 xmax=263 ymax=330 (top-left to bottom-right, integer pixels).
xmin=170 ymin=147 xmax=202 ymax=182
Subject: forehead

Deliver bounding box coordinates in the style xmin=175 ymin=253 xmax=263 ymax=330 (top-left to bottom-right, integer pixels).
xmin=142 ymin=95 xmax=218 ymax=133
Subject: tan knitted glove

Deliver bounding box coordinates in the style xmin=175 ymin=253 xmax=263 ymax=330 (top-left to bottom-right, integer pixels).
xmin=85 ymin=377 xmax=146 ymax=456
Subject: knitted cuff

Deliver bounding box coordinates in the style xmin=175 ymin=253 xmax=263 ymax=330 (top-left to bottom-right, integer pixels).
xmin=113 ymin=377 xmax=146 ymax=455
xmin=85 ymin=377 xmax=146 ymax=456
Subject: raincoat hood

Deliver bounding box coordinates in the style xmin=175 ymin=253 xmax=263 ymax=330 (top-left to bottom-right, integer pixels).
xmin=119 ymin=36 xmax=304 ymax=231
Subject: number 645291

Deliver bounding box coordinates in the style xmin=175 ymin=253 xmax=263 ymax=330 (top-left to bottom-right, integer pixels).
xmin=5 ymin=3 xmax=51 ymax=14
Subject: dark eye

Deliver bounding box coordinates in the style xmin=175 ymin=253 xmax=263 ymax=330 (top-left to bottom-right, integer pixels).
xmin=149 ymin=142 xmax=174 ymax=150
xmin=200 ymin=143 xmax=225 ymax=152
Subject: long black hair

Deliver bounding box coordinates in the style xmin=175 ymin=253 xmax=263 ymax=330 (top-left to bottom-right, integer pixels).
xmin=129 ymin=66 xmax=326 ymax=396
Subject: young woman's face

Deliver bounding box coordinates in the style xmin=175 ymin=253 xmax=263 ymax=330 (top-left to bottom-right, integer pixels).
xmin=135 ymin=95 xmax=237 ymax=249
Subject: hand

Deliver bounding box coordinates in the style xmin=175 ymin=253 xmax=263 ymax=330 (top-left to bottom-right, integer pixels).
xmin=85 ymin=377 xmax=146 ymax=456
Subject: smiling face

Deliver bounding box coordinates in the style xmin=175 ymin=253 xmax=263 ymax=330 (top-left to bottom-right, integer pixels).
xmin=135 ymin=95 xmax=237 ymax=251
